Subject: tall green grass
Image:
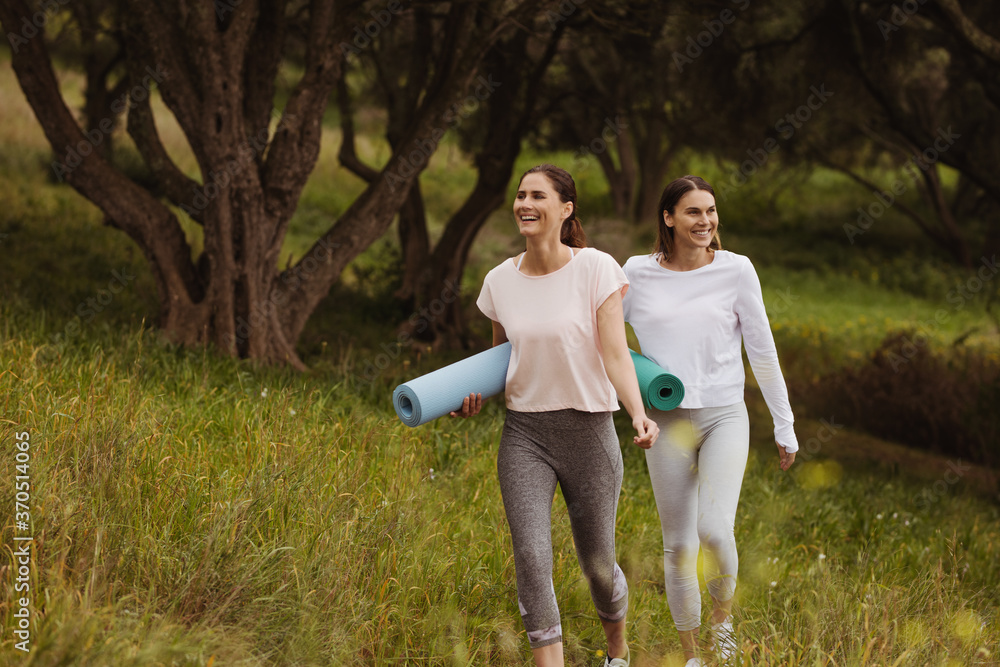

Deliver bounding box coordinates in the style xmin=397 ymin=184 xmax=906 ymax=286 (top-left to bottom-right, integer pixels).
xmin=2 ymin=306 xmax=999 ymax=665
xmin=2 ymin=47 xmax=999 ymax=666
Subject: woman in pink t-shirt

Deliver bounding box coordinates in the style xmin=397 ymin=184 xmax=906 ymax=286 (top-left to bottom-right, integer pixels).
xmin=456 ymin=164 xmax=657 ymax=666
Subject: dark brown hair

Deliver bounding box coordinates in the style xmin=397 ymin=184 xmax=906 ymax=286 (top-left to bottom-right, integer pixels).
xmin=654 ymin=175 xmax=723 ymax=259
xmin=518 ymin=164 xmax=587 ymax=248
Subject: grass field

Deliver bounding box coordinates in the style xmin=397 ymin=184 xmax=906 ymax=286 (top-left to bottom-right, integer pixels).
xmin=2 ymin=301 xmax=999 ymax=665
xmin=2 ymin=50 xmax=999 ymax=665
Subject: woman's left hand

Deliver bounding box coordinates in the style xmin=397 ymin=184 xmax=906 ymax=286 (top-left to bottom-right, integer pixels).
xmin=449 ymin=392 xmax=483 ymax=418
xmin=776 ymin=442 xmax=796 ymax=471
xmin=632 ymin=415 xmax=659 ymax=449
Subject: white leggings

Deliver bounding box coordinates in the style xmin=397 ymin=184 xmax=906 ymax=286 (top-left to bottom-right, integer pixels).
xmin=645 ymin=402 xmax=749 ymax=632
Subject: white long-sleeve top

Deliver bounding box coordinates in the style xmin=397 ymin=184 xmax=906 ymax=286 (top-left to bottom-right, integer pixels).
xmin=623 ymin=250 xmax=798 ymax=451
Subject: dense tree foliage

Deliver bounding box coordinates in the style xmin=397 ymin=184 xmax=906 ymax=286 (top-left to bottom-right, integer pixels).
xmin=1 ymin=0 xmax=550 ymax=365
xmin=2 ymin=0 xmax=996 ymax=361
xmin=661 ymin=0 xmax=1000 ymax=264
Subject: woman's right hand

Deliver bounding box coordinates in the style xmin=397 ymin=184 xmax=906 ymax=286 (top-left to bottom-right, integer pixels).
xmin=632 ymin=414 xmax=659 ymax=449
xmin=776 ymin=442 xmax=796 ymax=470
xmin=449 ymin=392 xmax=483 ymax=418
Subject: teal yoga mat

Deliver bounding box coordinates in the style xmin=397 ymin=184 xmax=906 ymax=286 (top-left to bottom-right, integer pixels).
xmin=392 ymin=343 xmax=684 ymax=427
xmin=628 ymin=349 xmax=685 ymax=411
xmin=393 ymin=342 xmax=512 ymax=427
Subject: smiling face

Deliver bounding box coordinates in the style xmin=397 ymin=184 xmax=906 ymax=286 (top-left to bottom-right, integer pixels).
xmin=514 ymin=172 xmax=574 ymax=241
xmin=664 ymin=188 xmax=718 ymax=253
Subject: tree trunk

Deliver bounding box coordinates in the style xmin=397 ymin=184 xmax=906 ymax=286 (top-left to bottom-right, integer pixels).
xmin=404 ymin=166 xmax=511 ymax=349
xmin=631 ymin=118 xmax=673 ymax=226
xmin=394 ymin=182 xmax=431 ymax=307
xmin=616 ymin=109 xmax=638 ymax=221
xmin=3 ymin=0 xmax=519 ymax=367
xmin=916 ymin=162 xmax=972 ymax=268
xmin=595 ymin=145 xmax=631 ymax=221
xmin=571 ymin=107 xmax=631 ymax=221
xmin=71 ymin=0 xmax=126 ymax=161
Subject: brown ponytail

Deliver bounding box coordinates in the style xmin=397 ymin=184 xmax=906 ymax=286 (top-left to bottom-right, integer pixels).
xmin=560 ymin=217 xmax=587 ymax=248
xmin=519 ymin=164 xmax=588 ymax=248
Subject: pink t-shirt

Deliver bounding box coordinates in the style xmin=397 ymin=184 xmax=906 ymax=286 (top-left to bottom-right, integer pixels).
xmin=477 ymin=247 xmax=628 ymax=413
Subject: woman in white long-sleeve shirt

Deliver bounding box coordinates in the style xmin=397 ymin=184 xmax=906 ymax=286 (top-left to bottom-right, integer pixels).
xmin=622 ymin=175 xmax=798 ymax=666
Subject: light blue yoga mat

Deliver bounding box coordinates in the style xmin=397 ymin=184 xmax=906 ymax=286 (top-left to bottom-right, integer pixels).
xmin=393 ymin=342 xmax=512 ymax=427
xmin=392 ymin=343 xmax=684 ymax=427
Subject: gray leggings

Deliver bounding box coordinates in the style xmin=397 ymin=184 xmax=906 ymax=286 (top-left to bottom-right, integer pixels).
xmin=645 ymin=402 xmax=750 ymax=632
xmin=498 ymin=409 xmax=629 ymax=649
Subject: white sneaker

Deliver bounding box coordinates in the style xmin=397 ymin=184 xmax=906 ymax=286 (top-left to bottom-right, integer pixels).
xmin=603 ymin=646 xmax=630 ymax=667
xmin=684 ymin=659 xmax=706 ymax=667
xmin=711 ymin=618 xmax=737 ymax=662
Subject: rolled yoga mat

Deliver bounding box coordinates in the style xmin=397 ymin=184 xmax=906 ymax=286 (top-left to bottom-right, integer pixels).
xmin=393 ymin=342 xmax=685 ymax=427
xmin=393 ymin=342 xmax=513 ymax=427
xmin=628 ymin=349 xmax=685 ymax=412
